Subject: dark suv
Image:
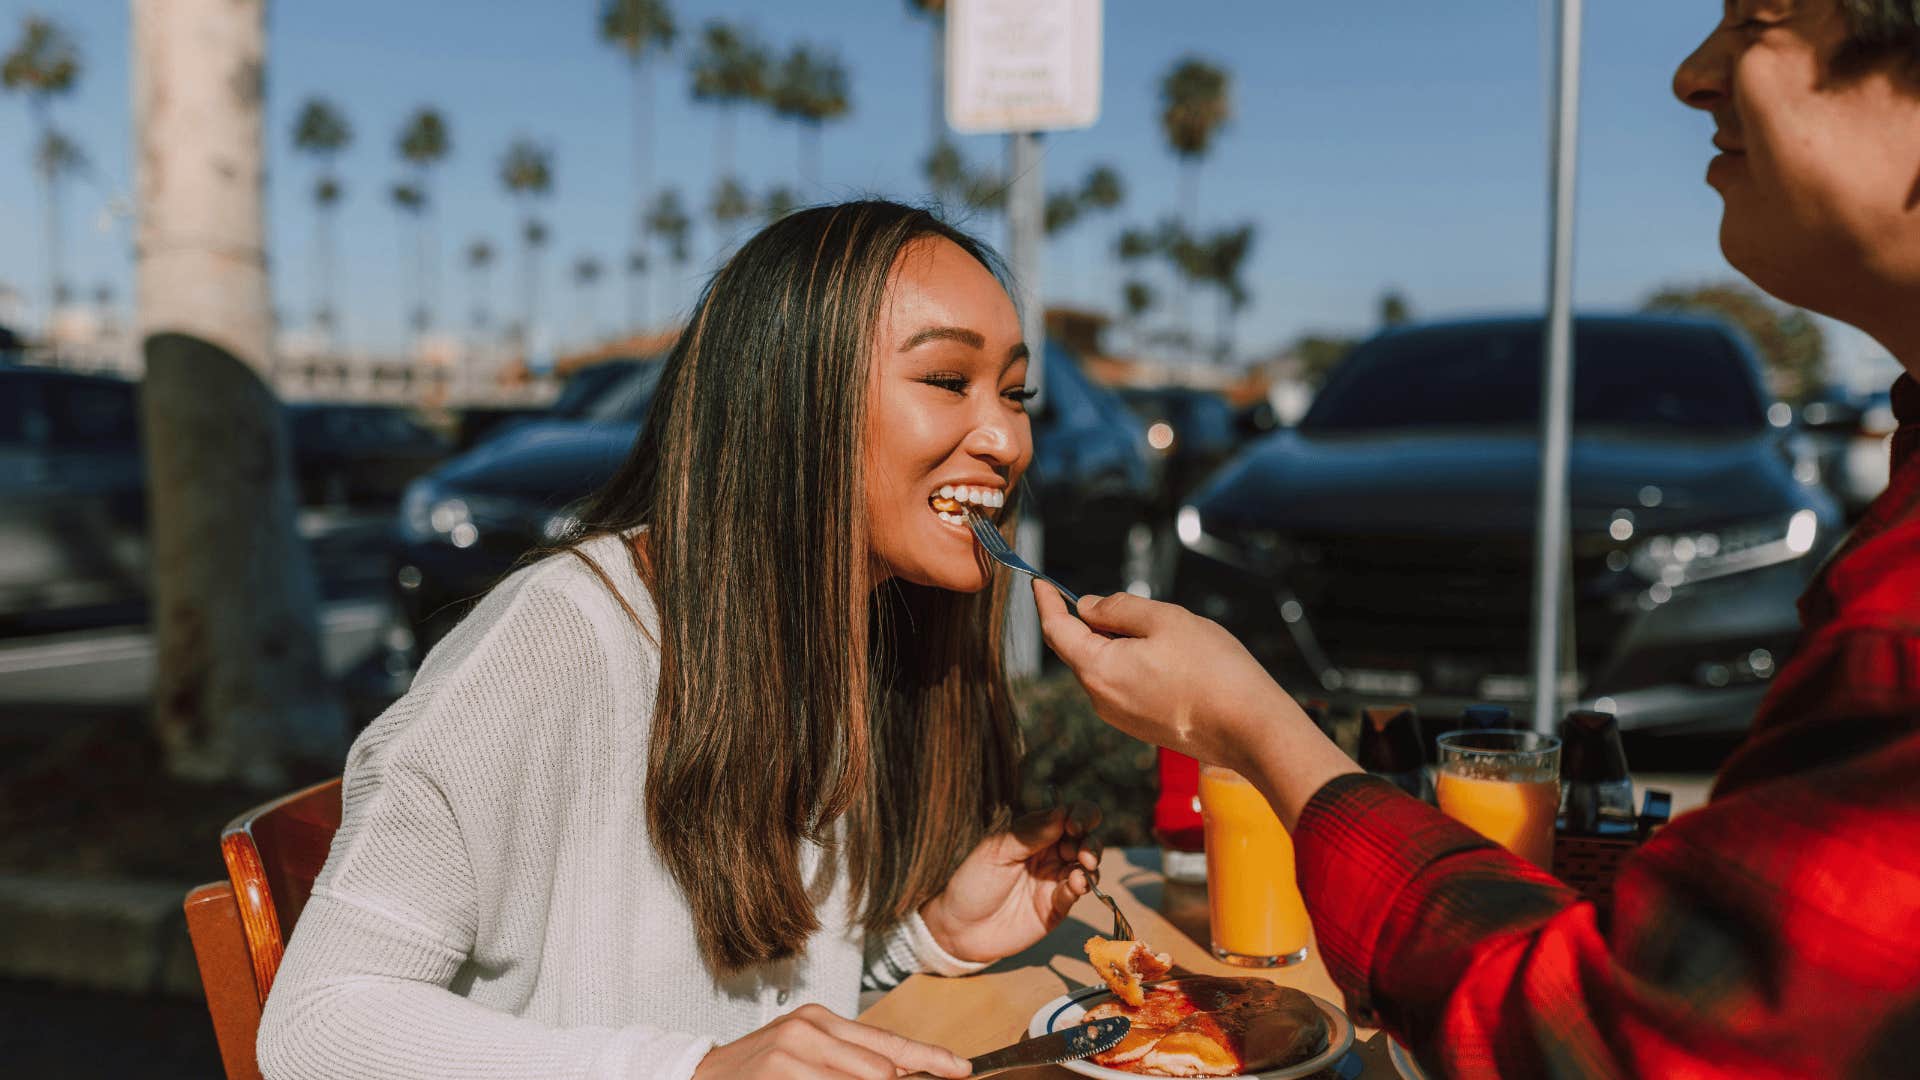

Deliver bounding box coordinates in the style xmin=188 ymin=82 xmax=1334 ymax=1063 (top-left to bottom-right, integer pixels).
xmin=390 ymin=343 xmax=1157 ymax=655
xmin=1171 ymin=315 xmax=1840 ymax=734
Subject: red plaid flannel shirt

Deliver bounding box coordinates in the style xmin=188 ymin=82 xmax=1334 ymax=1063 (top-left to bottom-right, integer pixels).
xmin=1292 ymin=376 xmax=1920 ymax=1078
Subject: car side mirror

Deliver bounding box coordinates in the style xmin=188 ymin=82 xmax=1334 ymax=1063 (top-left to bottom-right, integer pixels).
xmin=1237 ymin=400 xmax=1280 ymax=437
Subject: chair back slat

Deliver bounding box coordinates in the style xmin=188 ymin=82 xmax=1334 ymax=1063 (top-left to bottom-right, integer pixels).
xmin=219 ymin=777 xmax=344 ymax=1002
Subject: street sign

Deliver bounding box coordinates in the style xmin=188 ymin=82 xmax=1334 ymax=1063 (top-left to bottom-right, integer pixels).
xmin=946 ymin=0 xmax=1102 ymax=135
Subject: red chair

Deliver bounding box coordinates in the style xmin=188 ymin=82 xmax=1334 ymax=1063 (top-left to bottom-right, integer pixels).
xmin=183 ymin=777 xmax=343 ymax=1080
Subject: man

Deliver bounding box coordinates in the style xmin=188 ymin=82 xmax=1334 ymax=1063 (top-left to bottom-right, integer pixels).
xmin=1036 ymin=3 xmax=1920 ymax=1076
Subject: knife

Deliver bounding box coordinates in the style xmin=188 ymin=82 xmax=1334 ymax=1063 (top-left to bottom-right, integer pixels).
xmin=915 ymin=1016 xmax=1130 ymax=1078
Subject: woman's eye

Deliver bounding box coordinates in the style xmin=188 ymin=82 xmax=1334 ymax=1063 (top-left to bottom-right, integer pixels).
xmin=1005 ymin=386 xmax=1038 ymax=405
xmin=920 ymin=373 xmax=968 ymax=395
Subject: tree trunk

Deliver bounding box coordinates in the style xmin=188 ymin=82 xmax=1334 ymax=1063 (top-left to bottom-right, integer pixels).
xmin=34 ymin=100 xmax=62 ymax=328
xmin=133 ymin=0 xmax=345 ymax=788
xmin=312 ymin=198 xmax=333 ymax=345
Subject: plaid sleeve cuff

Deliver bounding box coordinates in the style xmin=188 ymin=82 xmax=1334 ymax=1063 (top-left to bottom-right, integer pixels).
xmin=862 ymin=910 xmax=990 ymax=990
xmin=1292 ymin=774 xmax=1501 ymax=1008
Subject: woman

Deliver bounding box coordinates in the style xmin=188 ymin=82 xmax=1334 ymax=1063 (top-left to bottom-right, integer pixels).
xmin=258 ymin=201 xmax=1100 ymax=1080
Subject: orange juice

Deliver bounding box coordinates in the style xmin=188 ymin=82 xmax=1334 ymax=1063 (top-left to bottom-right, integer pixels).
xmin=1436 ymin=772 xmax=1559 ymax=869
xmin=1198 ymin=766 xmax=1311 ymax=965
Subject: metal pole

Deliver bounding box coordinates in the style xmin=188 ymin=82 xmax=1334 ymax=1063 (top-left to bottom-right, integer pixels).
xmin=1530 ymin=0 xmax=1583 ymax=733
xmin=1006 ymin=129 xmax=1045 ymax=678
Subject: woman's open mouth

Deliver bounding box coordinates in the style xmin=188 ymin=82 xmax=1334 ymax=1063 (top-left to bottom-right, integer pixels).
xmin=929 ymin=483 xmax=1005 ymax=527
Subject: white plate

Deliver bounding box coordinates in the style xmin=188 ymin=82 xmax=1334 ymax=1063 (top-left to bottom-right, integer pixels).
xmin=1027 ymin=983 xmax=1356 ymax=1080
xmin=1386 ymin=1037 xmax=1429 ymax=1080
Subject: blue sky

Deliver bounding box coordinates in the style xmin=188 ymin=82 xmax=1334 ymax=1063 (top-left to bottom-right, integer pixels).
xmin=0 ymin=0 xmax=1887 ymax=372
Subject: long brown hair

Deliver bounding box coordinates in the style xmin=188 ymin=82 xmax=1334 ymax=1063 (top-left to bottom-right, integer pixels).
xmin=570 ymin=201 xmax=1023 ymax=973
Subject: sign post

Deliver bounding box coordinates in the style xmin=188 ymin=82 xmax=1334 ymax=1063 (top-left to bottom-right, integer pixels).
xmin=947 ymin=0 xmax=1102 ymax=677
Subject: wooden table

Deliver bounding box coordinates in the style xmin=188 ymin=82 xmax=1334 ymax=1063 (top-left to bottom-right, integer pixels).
xmin=861 ymin=847 xmax=1402 ymax=1078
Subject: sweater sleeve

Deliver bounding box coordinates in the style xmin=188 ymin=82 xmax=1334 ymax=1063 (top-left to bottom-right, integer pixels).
xmin=860 ymin=911 xmax=990 ymax=991
xmin=257 ymin=580 xmax=715 ymax=1080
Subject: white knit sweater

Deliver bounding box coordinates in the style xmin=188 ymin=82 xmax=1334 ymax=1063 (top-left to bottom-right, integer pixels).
xmin=257 ymin=532 xmax=984 ymax=1080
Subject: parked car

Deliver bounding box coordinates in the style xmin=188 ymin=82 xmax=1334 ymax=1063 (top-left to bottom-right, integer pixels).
xmin=1798 ymin=387 xmax=1896 ymax=520
xmin=0 ymin=367 xmax=148 ymax=635
xmin=1118 ymin=385 xmax=1241 ymax=507
xmin=1170 ymin=314 xmax=1842 ymax=734
xmin=390 ymin=343 xmax=1159 ymax=656
xmin=286 ymin=402 xmax=452 ymax=509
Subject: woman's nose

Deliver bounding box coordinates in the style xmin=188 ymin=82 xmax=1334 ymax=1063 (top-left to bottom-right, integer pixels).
xmin=963 ymin=404 xmax=1027 ymax=467
xmin=1673 ymin=32 xmax=1729 ymax=112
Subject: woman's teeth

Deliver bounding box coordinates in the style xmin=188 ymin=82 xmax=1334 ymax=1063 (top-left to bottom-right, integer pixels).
xmin=931 ymin=484 xmax=1005 ymax=524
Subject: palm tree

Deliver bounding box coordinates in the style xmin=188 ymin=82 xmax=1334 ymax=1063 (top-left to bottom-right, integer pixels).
xmin=1195 ymin=223 xmax=1255 ymax=363
xmin=133 ymin=0 xmax=342 ymax=783
xmin=572 ymin=255 xmax=605 ymax=344
xmin=3 ymin=15 xmax=82 ymax=324
xmin=644 ymin=186 xmax=691 ymax=317
xmin=1159 ymin=57 xmax=1229 ymax=352
xmin=291 ymin=97 xmax=351 ymax=337
xmin=33 ymin=128 xmax=86 ymax=306
xmin=762 ymin=184 xmax=798 ymax=224
xmin=709 ymin=175 xmax=754 ymax=235
xmin=623 ymin=248 xmax=648 ymax=331
xmin=398 ymin=107 xmax=452 ymax=332
xmin=1121 ymin=279 xmax=1155 ymax=355
xmin=388 ymin=182 xmax=428 ymax=334
xmin=689 ymin=20 xmax=769 ymax=181
xmin=464 ymin=238 xmax=495 ymax=333
xmin=1159 ymin=58 xmax=1231 ymax=230
xmin=905 ymin=0 xmax=947 ymax=152
xmin=500 ymin=138 xmax=554 ymax=348
xmin=598 ymin=0 xmax=675 ymax=280
xmin=1379 ymin=289 xmax=1412 ymax=328
xmin=770 ymin=45 xmax=850 ymax=189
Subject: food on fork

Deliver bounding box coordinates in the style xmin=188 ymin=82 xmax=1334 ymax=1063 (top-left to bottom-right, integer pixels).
xmin=1080 ymin=976 xmax=1329 ymax=1077
xmin=1085 ymin=935 xmax=1173 ymax=1007
xmin=929 ymin=482 xmax=1004 ymax=525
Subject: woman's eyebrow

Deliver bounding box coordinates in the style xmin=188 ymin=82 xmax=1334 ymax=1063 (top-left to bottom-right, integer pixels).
xmin=900 ymin=325 xmax=985 ymax=352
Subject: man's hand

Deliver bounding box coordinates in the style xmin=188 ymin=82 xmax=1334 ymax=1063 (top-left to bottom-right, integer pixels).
xmin=1033 ymin=581 xmax=1359 ymax=828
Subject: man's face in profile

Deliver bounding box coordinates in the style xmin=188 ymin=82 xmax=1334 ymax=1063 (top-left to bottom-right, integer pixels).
xmin=1674 ymin=1 xmax=1920 ymax=320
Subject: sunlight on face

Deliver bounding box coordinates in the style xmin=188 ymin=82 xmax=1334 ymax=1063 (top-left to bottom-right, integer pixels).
xmin=864 ymin=237 xmax=1033 ymax=592
xmin=1673 ymin=0 xmax=1920 ymax=318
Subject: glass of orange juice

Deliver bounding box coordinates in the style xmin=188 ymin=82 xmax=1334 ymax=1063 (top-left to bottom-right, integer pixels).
xmin=1197 ymin=765 xmax=1310 ymax=967
xmin=1435 ymin=730 xmax=1562 ymax=869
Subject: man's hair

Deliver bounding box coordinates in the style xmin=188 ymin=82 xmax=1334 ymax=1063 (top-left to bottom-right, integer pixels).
xmin=1839 ymin=0 xmax=1920 ymax=71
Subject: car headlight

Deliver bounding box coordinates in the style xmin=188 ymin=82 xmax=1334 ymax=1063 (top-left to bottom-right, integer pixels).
xmin=1177 ymin=505 xmax=1291 ymax=572
xmin=1629 ymin=508 xmax=1819 ymax=587
xmin=398 ymin=478 xmax=481 ymax=549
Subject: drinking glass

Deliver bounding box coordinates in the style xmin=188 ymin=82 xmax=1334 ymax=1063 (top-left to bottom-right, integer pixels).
xmin=1198 ymin=765 xmax=1310 ymax=966
xmin=1435 ymin=729 xmax=1562 ymax=870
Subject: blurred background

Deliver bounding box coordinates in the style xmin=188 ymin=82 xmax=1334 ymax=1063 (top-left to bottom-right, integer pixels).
xmin=0 ymin=1 xmax=1905 ymax=1073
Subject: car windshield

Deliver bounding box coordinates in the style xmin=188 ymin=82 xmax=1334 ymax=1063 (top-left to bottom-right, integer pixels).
xmin=583 ymin=360 xmax=664 ymax=423
xmin=1301 ymin=322 xmax=1769 ymax=434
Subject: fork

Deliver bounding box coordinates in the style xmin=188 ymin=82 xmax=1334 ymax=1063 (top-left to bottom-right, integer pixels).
xmin=964 ymin=507 xmax=1084 ymax=619
xmin=1084 ymin=866 xmax=1135 ymax=941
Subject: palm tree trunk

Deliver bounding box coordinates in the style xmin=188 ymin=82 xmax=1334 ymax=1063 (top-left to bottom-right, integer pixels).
xmin=633 ymin=60 xmax=652 ymax=243
xmin=312 ymin=200 xmax=331 ymax=344
xmin=801 ymin=123 xmax=822 ymax=191
xmin=33 ymin=100 xmax=61 ymax=329
xmin=133 ymin=0 xmax=344 ymax=787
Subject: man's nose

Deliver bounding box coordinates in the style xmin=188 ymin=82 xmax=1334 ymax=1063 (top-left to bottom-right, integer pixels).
xmin=1673 ymin=33 xmax=1729 ymax=111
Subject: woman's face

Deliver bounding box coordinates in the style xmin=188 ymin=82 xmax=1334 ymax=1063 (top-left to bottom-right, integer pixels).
xmin=864 ymin=237 xmax=1033 ymax=592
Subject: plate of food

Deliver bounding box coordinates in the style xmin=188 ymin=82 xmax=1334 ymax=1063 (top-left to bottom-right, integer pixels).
xmin=1028 ymin=937 xmax=1355 ymax=1079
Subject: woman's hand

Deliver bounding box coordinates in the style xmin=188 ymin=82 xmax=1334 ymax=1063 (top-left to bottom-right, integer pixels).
xmin=691 ymin=1004 xmax=971 ymax=1080
xmin=1033 ymin=581 xmax=1358 ymax=829
xmin=920 ymin=803 xmax=1102 ymax=964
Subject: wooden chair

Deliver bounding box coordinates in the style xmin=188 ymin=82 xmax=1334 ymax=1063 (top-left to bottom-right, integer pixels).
xmin=183 ymin=777 xmax=343 ymax=1080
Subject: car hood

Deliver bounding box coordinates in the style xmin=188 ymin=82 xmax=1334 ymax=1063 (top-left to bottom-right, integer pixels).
xmin=1196 ymin=427 xmax=1813 ymax=535
xmin=430 ymin=419 xmax=638 ymax=505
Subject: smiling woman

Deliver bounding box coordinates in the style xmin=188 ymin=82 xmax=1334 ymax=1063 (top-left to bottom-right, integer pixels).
xmin=256 ymin=202 xmax=1099 ymax=1080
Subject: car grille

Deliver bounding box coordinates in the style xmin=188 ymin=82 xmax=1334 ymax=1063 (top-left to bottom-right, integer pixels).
xmin=1283 ymin=531 xmax=1628 ymax=694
